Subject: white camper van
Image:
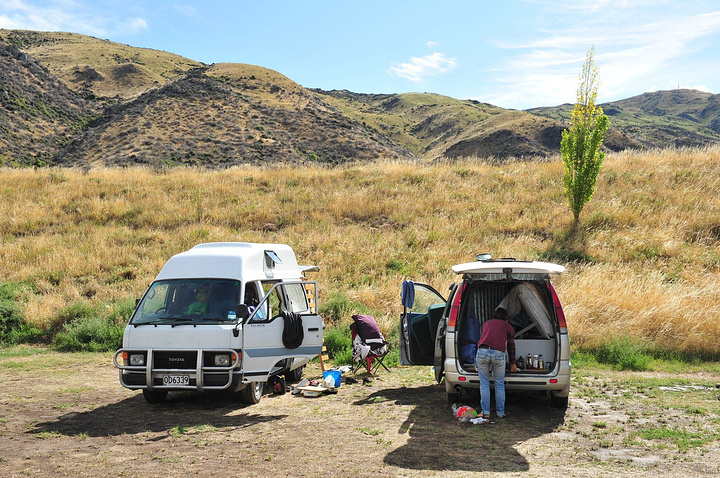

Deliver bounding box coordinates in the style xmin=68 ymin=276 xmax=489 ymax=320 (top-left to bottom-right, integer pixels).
xmin=113 ymin=242 xmax=324 ymax=404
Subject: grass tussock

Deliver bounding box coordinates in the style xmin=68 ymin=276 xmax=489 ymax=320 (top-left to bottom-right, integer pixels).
xmin=1 ymin=146 xmax=719 ymax=354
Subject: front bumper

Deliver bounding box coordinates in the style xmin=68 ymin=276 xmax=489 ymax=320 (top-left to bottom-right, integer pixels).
xmin=113 ymin=348 xmax=242 ymax=392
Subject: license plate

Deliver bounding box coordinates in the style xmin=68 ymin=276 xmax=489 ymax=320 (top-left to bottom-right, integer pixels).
xmin=163 ymin=374 xmax=190 ymax=386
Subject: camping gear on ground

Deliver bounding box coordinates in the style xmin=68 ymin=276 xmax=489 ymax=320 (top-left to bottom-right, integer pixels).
xmin=452 ymin=403 xmax=478 ymax=422
xmin=350 ymin=314 xmax=390 ymax=375
xmin=323 ymin=369 xmax=342 ymax=388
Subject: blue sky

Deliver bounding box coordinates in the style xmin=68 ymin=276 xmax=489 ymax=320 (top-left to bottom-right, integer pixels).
xmin=2 ymin=0 xmax=719 ymax=109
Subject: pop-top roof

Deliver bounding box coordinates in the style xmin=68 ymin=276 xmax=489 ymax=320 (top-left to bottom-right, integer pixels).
xmin=155 ymin=242 xmax=306 ymax=282
xmin=451 ymin=260 xmax=565 ymax=275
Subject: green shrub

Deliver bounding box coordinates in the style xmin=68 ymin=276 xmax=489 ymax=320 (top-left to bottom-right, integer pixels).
xmin=319 ymin=292 xmax=371 ymax=324
xmin=51 ymin=298 xmax=133 ymax=352
xmin=324 ymin=323 xmax=353 ymax=365
xmin=587 ymin=336 xmax=652 ymax=371
xmin=54 ymin=316 xmax=124 ymax=352
xmin=0 ymin=282 xmax=41 ymax=345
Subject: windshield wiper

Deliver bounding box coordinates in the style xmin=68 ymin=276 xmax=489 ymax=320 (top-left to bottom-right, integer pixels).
xmin=132 ymin=317 xmax=189 ymax=326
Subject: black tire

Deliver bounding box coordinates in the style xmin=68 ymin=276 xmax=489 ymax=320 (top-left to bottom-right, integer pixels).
xmin=238 ymin=381 xmax=264 ymax=404
xmin=551 ymin=393 xmax=569 ymax=410
xmin=446 ymin=391 xmax=461 ymax=404
xmin=142 ymin=389 xmax=168 ymax=404
xmin=285 ymin=365 xmax=304 ymax=383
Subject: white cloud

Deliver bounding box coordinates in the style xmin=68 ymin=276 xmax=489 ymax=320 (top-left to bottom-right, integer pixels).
xmin=487 ymin=7 xmax=720 ymax=108
xmin=173 ymin=4 xmax=198 ymax=18
xmin=124 ymin=17 xmax=149 ymax=33
xmin=0 ymin=0 xmax=149 ymax=37
xmin=389 ymin=52 xmax=457 ymax=83
xmin=427 ymin=40 xmax=439 ymax=48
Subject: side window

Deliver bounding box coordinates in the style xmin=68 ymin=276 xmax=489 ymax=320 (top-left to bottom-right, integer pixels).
xmin=263 ymin=282 xmax=282 ymax=318
xmin=286 ymin=283 xmax=310 ymax=314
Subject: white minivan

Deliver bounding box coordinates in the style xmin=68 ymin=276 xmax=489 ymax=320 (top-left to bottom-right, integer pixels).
xmin=113 ymin=242 xmax=324 ymax=404
xmin=399 ymin=255 xmax=571 ymax=409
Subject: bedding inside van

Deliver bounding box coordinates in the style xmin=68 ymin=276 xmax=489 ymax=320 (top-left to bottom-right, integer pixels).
xmin=455 ymin=280 xmax=557 ymax=371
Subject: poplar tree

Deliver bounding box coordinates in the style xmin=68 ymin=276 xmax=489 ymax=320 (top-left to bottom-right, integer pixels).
xmin=561 ymin=46 xmax=609 ymax=224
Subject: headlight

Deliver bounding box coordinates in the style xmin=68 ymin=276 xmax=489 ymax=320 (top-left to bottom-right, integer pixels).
xmin=214 ymin=354 xmax=230 ymax=366
xmin=129 ymin=354 xmax=145 ymax=366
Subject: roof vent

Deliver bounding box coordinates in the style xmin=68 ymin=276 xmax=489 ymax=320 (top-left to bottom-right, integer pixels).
xmin=264 ymin=250 xmax=283 ymax=269
xmin=476 ymin=253 xmax=492 ymax=261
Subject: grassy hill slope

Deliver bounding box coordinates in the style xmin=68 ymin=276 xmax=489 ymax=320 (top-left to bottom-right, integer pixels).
xmin=0 ymin=43 xmax=98 ymax=166
xmin=57 ymin=64 xmax=412 ymax=167
xmin=0 ymin=29 xmax=201 ymax=99
xmin=316 ymin=89 xmax=643 ymax=160
xmin=1 ymin=147 xmax=719 ymax=354
xmin=2 ymin=29 xmax=720 ymax=166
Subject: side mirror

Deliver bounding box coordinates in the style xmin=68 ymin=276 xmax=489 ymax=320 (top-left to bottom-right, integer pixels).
xmin=236 ymin=304 xmax=250 ymax=321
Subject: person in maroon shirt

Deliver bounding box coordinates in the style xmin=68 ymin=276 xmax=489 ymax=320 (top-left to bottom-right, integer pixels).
xmin=476 ymin=307 xmax=517 ymax=418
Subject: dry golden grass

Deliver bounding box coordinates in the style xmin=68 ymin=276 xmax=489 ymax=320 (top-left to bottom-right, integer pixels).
xmin=1 ymin=146 xmax=719 ymax=353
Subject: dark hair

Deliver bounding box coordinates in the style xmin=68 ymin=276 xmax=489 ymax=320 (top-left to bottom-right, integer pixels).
xmin=493 ymin=308 xmax=510 ymax=321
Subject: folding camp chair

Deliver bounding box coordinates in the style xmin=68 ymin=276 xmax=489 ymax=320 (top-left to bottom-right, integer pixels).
xmin=350 ymin=314 xmax=390 ymax=375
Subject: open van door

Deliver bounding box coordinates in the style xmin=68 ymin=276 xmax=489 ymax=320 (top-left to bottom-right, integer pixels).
xmin=399 ymin=281 xmax=446 ymax=366
xmin=239 ymin=281 xmax=324 ymax=382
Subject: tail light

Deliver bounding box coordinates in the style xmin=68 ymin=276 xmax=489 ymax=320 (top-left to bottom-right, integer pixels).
xmin=547 ymin=283 xmax=567 ymax=329
xmin=447 ymin=283 xmax=466 ymax=327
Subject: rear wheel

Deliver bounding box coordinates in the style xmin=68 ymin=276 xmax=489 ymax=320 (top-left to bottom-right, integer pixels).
xmin=551 ymin=391 xmax=569 ymax=410
xmin=142 ymin=389 xmax=168 ymax=404
xmin=285 ymin=364 xmax=304 ymax=383
xmin=446 ymin=391 xmax=461 ymax=404
xmin=238 ymin=381 xmax=264 ymax=404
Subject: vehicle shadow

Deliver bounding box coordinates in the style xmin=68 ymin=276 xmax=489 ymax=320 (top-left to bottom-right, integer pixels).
xmin=354 ymin=384 xmax=566 ymax=473
xmin=29 ymin=391 xmax=285 ymax=438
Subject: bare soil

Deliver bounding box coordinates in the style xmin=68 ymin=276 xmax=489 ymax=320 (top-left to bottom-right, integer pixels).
xmin=1 ymin=350 xmax=719 ymax=477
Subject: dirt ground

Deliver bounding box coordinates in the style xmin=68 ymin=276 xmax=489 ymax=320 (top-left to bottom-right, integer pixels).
xmin=1 ymin=350 xmax=719 ymax=478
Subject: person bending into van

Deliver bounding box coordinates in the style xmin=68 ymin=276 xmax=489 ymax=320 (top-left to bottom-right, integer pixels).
xmin=476 ymin=307 xmax=517 ymax=419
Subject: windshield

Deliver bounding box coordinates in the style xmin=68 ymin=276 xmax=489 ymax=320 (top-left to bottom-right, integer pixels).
xmin=130 ymin=279 xmax=241 ymax=325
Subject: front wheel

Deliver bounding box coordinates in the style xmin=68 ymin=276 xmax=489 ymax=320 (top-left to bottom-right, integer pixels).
xmin=142 ymin=389 xmax=168 ymax=403
xmin=238 ymin=381 xmax=264 ymax=404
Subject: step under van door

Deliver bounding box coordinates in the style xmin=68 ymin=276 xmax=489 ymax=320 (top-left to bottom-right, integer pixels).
xmin=399 ymin=281 xmax=446 ymax=366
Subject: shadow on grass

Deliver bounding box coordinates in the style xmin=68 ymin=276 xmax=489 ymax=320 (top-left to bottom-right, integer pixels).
xmin=354 ymin=384 xmax=565 ymax=473
xmin=539 ymin=222 xmax=595 ymax=264
xmin=28 ymin=391 xmax=284 ymax=438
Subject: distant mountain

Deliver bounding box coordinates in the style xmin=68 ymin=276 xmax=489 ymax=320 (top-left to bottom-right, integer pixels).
xmin=313 ymin=90 xmax=570 ymax=160
xmin=1 ymin=29 xmax=719 ymax=168
xmin=528 ymin=89 xmax=720 ymax=149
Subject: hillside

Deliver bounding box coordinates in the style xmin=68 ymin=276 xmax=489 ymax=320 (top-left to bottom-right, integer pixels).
xmin=0 ymin=31 xmax=412 ymax=166
xmin=314 ymin=90 xmax=558 ymax=159
xmin=57 ymin=64 xmax=412 ymax=167
xmin=0 ymin=29 xmax=201 ymax=99
xmin=2 ymin=29 xmax=720 ymax=167
xmin=529 ymin=89 xmax=720 ymax=149
xmin=0 ymin=43 xmax=99 ymax=165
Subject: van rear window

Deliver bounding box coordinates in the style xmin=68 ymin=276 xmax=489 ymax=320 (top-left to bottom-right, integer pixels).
xmin=464 ymin=273 xmax=551 ymax=282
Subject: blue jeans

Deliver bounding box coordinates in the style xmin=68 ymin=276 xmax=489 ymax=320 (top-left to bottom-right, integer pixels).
xmin=476 ymin=348 xmax=507 ymax=416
